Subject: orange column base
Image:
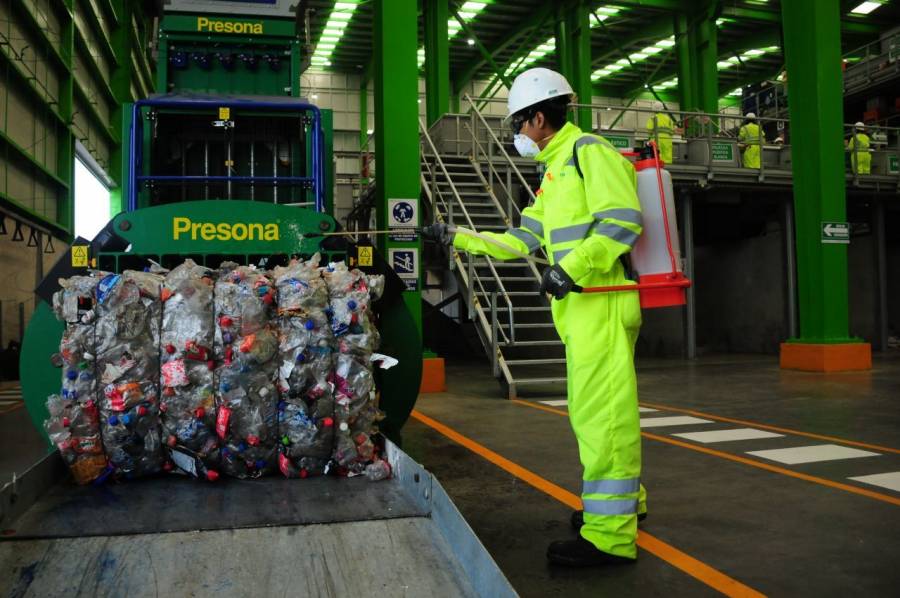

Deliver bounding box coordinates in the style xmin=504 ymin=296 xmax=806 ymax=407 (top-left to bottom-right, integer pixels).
xmin=779 ymin=342 xmax=872 ymax=372
xmin=419 ymin=357 xmax=446 ymax=393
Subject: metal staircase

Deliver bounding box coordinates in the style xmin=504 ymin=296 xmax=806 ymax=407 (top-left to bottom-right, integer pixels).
xmin=419 ymin=98 xmax=567 ymax=398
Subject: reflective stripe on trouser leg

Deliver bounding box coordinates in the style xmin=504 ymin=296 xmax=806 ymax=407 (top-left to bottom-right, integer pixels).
xmin=563 ymin=288 xmax=642 ymax=559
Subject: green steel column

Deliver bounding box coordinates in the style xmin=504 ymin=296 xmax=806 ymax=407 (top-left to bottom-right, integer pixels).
xmin=109 ymin=0 xmax=134 ymax=216
xmin=374 ymin=0 xmax=422 ymax=335
xmin=424 ymin=0 xmax=450 ymax=126
xmin=695 ymin=11 xmax=719 ymax=115
xmin=58 ymin=0 xmax=75 ymax=233
xmin=568 ymin=1 xmax=593 ymax=130
xmin=359 ymin=81 xmax=368 ymax=150
xmin=554 ymin=6 xmax=571 ymax=88
xmin=674 ymin=14 xmax=695 ymax=112
xmin=781 ymin=0 xmax=852 ymax=343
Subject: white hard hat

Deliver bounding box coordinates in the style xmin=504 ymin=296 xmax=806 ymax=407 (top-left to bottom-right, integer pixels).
xmin=855 ymin=121 xmax=865 ymax=129
xmin=507 ymin=67 xmax=574 ymax=118
xmin=745 ymin=112 xmax=756 ymax=119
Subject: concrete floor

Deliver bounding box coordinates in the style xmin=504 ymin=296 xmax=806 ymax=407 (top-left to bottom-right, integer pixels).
xmin=4 ymin=354 xmax=899 ymax=596
xmin=403 ymin=354 xmax=900 ymax=597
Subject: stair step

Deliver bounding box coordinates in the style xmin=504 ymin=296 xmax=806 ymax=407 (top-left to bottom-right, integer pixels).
xmin=497 ymin=322 xmax=555 ymax=329
xmin=512 ymin=306 xmax=551 ymax=312
xmin=500 ymin=339 xmax=561 ymax=347
xmin=505 ymin=358 xmax=566 ymax=365
xmin=513 ymin=377 xmax=568 ymax=385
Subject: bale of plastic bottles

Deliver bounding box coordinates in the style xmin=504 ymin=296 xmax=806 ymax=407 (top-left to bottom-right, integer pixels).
xmin=43 ymin=255 xmax=390 ymax=485
xmin=46 ymin=276 xmax=106 ymax=484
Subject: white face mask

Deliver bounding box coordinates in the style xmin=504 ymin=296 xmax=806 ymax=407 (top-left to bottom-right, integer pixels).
xmin=513 ymin=134 xmax=541 ymax=158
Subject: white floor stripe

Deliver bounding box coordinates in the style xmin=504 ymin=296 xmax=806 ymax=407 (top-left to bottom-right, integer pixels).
xmin=848 ymin=472 xmax=900 ymax=493
xmin=673 ymin=428 xmax=784 ymax=444
xmin=638 ymin=407 xmax=658 ymax=413
xmin=639 ymin=416 xmax=712 ymax=428
xmin=747 ymin=444 xmax=880 ymax=464
xmin=539 ymin=400 xmax=568 ymax=407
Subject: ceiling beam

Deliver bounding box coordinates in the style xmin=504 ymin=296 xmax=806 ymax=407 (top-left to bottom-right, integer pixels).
xmin=591 ymin=15 xmax=673 ymax=68
xmin=451 ymin=2 xmax=554 ymax=91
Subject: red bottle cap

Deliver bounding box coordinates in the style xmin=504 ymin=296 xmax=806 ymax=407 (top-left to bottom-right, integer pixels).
xmin=163 ymin=461 xmax=173 ymax=472
xmin=165 ymin=344 xmax=176 ymax=354
xmin=194 ymin=407 xmax=205 ymax=419
xmin=247 ymin=434 xmax=260 ymax=446
xmin=206 ymin=470 xmax=220 ymax=482
xmin=300 ymin=468 xmax=308 ymax=479
xmin=322 ymin=417 xmax=334 ymax=427
xmin=137 ymin=406 xmax=148 ymax=416
xmin=62 ymin=417 xmax=70 ymax=427
xmin=167 ymin=435 xmax=177 ymax=447
xmin=220 ymin=316 xmax=233 ymax=327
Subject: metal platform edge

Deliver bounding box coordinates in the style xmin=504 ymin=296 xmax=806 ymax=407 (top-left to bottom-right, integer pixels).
xmin=387 ymin=441 xmax=518 ymax=598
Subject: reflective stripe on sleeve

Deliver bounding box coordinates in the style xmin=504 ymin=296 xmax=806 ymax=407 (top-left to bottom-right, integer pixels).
xmin=592 ymin=221 xmax=640 ymax=247
xmin=550 ymin=222 xmax=592 ymax=244
xmin=583 ymin=498 xmax=638 ymax=516
xmin=553 ymin=248 xmax=572 ymax=263
xmin=521 ymin=215 xmax=544 ymax=236
xmin=583 ymin=478 xmax=640 ymax=496
xmin=507 ymin=228 xmax=541 ymax=252
xmin=593 ymin=209 xmax=643 ymax=227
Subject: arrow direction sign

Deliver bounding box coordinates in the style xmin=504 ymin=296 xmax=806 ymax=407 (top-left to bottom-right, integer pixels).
xmin=821 ymin=222 xmax=850 ymax=244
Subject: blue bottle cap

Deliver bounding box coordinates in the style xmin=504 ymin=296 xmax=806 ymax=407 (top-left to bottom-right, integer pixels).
xmin=108 ymin=415 xmax=119 ymax=426
xmin=296 ymin=353 xmax=306 ymax=363
xmin=121 ymin=414 xmax=132 ymax=425
xmin=278 ymin=400 xmax=287 ymax=411
xmin=221 ymin=383 xmax=231 ymax=392
xmin=238 ymin=442 xmax=247 ymax=452
xmin=66 ymin=370 xmax=78 ymax=380
xmin=305 ymin=320 xmax=315 ymax=330
xmin=347 ymin=300 xmax=357 ymax=311
xmin=255 ymin=460 xmax=266 ymax=469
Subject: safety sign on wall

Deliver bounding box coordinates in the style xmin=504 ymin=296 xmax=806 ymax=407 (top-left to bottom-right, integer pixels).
xmin=389 ymin=248 xmax=419 ymax=291
xmin=821 ymin=222 xmax=850 ymax=244
xmin=357 ymin=245 xmax=373 ymax=267
xmin=388 ymin=198 xmax=418 ymax=242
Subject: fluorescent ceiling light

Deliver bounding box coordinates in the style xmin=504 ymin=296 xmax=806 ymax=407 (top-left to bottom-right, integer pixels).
xmin=462 ymin=1 xmax=487 ymax=10
xmin=643 ymin=46 xmax=663 ymax=55
xmin=335 ymin=2 xmax=358 ymax=8
xmin=458 ymin=11 xmax=477 ymax=19
xmin=850 ymin=1 xmax=883 ymax=14
xmin=629 ymin=52 xmax=647 ymax=60
xmin=330 ymin=12 xmax=352 ymax=20
xmin=656 ymin=37 xmax=676 ymax=48
xmin=717 ymin=60 xmax=733 ymax=68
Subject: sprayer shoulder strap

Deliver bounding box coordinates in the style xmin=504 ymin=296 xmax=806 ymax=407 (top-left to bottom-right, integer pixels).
xmin=572 ymin=140 xmax=584 ymax=179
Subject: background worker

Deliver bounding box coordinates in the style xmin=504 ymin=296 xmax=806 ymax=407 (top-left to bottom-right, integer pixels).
xmin=738 ymin=112 xmax=765 ymax=168
xmin=423 ymin=67 xmax=647 ymax=568
xmin=847 ymin=121 xmax=871 ymax=175
xmin=645 ymin=104 xmax=675 ymax=164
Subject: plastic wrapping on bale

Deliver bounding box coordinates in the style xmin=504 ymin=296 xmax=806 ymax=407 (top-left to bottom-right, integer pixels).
xmin=323 ymin=262 xmax=386 ymax=476
xmin=214 ymin=265 xmax=278 ymax=478
xmin=272 ymin=255 xmax=335 ymax=478
xmin=94 ymin=271 xmax=165 ymax=478
xmin=160 ymin=260 xmax=220 ymax=480
xmin=47 ymin=276 xmax=106 ymax=484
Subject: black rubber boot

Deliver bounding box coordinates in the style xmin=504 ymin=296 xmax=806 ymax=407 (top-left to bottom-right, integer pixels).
xmin=547 ymin=535 xmax=636 ymax=567
xmin=571 ymin=510 xmax=647 ymax=530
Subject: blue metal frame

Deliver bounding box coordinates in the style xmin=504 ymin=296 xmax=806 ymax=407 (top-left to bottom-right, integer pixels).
xmin=127 ymin=94 xmax=325 ymax=212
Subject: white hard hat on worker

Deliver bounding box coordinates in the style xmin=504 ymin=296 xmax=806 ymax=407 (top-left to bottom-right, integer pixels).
xmin=507 ymin=67 xmax=574 ymax=118
xmin=506 ymin=68 xmax=574 ymax=158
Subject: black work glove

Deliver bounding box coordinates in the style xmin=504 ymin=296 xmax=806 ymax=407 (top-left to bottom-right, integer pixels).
xmin=420 ymin=222 xmax=454 ymax=245
xmin=540 ymin=264 xmax=576 ymax=300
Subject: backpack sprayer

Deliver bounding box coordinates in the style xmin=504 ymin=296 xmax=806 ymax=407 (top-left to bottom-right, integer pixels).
xmin=311 ymin=142 xmax=690 ymax=309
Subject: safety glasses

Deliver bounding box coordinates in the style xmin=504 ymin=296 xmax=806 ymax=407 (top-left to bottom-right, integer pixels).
xmin=509 ymin=111 xmax=532 ymax=136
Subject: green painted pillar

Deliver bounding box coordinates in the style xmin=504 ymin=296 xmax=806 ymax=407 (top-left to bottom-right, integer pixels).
xmin=674 ymin=14 xmax=695 ymax=112
xmin=695 ymin=10 xmax=719 ymax=115
xmin=781 ymin=0 xmax=852 ymax=343
xmin=109 ymin=0 xmax=134 ymax=216
xmin=374 ymin=0 xmax=422 ymax=336
xmin=567 ymin=0 xmax=593 ymax=130
xmin=554 ymin=5 xmax=571 ymax=84
xmin=424 ymin=0 xmax=450 ymax=126
xmin=59 ymin=0 xmax=75 ymax=233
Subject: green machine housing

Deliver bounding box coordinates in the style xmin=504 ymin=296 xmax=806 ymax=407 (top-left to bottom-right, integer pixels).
xmin=20 ymin=8 xmax=422 ymax=446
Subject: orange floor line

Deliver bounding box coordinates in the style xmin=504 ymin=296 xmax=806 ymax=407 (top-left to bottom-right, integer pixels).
xmin=638 ymin=400 xmax=900 ymax=455
xmin=511 ymin=400 xmax=900 ymax=508
xmin=410 ymin=409 xmax=766 ymax=598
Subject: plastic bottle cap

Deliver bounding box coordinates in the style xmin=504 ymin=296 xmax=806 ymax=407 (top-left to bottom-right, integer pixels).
xmin=221 ymin=383 xmax=231 ymax=392
xmin=282 ymin=436 xmax=290 ymax=445
xmin=163 ymin=461 xmax=173 ymax=471
xmin=166 ymin=435 xmax=177 ymax=446
xmin=206 ymin=470 xmax=220 ymax=482
xmin=220 ymin=316 xmax=233 ymax=327
xmin=62 ymin=417 xmax=71 ymax=427
xmin=194 ymin=407 xmax=205 ymax=419
xmin=278 ymin=401 xmax=287 ymax=411
xmin=66 ymin=370 xmax=77 ymax=380
xmin=121 ymin=414 xmax=132 ymax=425
xmin=305 ymin=320 xmax=315 ymax=330
xmin=109 ymin=415 xmax=119 ymax=426
xmin=165 ymin=344 xmax=176 ymax=354
xmin=322 ymin=417 xmax=334 ymax=427
xmin=259 ymin=387 xmax=269 ymax=397
xmin=137 ymin=406 xmax=148 ymax=416
xmin=300 ymin=468 xmax=308 ymax=479
xmin=255 ymin=460 xmax=266 ymax=469
xmin=339 ymin=422 xmax=348 ymax=432
xmin=78 ymin=361 xmax=89 ymax=370
xmin=296 ymin=353 xmax=306 ymax=363
xmin=348 ymin=300 xmax=357 ymax=310
xmin=247 ymin=434 xmax=260 ymax=446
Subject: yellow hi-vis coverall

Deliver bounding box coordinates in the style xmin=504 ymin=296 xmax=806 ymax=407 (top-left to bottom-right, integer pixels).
xmin=646 ymin=112 xmax=674 ymax=164
xmin=738 ymin=122 xmax=763 ymax=168
xmin=453 ymin=122 xmax=646 ymax=559
xmin=848 ymin=133 xmax=871 ymax=174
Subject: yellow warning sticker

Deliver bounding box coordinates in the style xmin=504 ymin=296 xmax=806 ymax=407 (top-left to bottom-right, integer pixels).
xmin=71 ymin=245 xmax=88 ymax=267
xmin=219 ymin=107 xmax=231 ymax=120
xmin=357 ymin=246 xmax=373 ymax=267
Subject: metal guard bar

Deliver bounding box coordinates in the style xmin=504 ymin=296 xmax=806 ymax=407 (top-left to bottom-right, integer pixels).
xmin=128 ymin=97 xmax=325 ymax=212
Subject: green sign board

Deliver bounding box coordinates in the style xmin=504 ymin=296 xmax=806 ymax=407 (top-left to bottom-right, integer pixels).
xmin=711 ymin=142 xmax=735 ymax=162
xmin=161 ymin=14 xmax=297 ymax=37
xmin=604 ymin=135 xmax=632 ymax=149
xmin=889 ymin=154 xmax=899 ymax=174
xmin=821 ymin=221 xmax=850 ymax=244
